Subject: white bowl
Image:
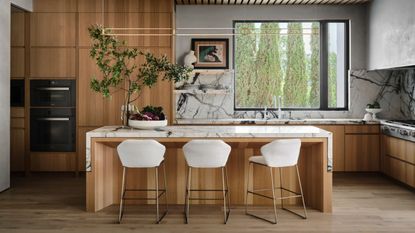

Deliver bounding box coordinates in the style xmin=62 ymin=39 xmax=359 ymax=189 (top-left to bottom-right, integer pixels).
xmin=365 ymin=108 xmax=382 ymax=114
xmin=128 ymin=119 xmax=168 ymax=130
xmin=365 ymin=108 xmax=382 ymax=120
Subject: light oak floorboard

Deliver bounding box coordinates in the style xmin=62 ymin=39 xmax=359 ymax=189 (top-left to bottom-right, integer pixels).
xmin=0 ymin=173 xmax=414 ymax=233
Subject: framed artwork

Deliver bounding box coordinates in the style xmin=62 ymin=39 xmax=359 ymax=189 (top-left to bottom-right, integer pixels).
xmin=191 ymin=38 xmax=229 ymax=69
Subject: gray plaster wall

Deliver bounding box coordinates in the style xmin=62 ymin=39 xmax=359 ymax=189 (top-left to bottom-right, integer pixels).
xmin=367 ymin=0 xmax=415 ymax=70
xmin=0 ymin=0 xmax=12 ymax=193
xmin=175 ymin=4 xmax=368 ymax=70
xmin=0 ymin=0 xmax=32 ymax=192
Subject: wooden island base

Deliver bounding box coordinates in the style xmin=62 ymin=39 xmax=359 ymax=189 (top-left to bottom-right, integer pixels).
xmin=86 ymin=138 xmax=331 ymax=213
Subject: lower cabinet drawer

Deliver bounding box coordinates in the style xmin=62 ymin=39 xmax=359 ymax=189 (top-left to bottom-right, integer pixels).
xmin=406 ymin=163 xmax=415 ymax=188
xmin=382 ymin=155 xmax=406 ymax=183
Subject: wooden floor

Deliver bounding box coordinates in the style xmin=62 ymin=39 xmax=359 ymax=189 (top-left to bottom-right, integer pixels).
xmin=0 ymin=173 xmax=414 ymax=233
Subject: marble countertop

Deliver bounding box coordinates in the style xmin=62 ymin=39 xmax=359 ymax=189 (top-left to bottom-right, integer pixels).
xmin=86 ymin=125 xmax=333 ymax=172
xmin=87 ymin=125 xmax=332 ymax=138
xmin=174 ymin=118 xmax=380 ymax=125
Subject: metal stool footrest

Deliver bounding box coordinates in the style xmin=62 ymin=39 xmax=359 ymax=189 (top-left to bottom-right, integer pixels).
xmin=184 ymin=167 xmax=231 ymax=224
xmin=118 ymin=165 xmax=168 ymax=224
xmin=245 ymin=163 xmax=307 ymax=224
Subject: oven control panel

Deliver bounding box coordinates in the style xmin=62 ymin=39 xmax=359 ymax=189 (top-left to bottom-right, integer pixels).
xmin=381 ymin=123 xmax=415 ymax=143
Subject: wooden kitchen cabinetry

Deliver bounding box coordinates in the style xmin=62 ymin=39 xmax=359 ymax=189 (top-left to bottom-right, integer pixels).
xmin=344 ymin=125 xmax=380 ymax=172
xmin=316 ymin=125 xmax=345 ymax=171
xmin=10 ymin=108 xmax=26 ymax=172
xmin=381 ymin=135 xmax=415 ymax=188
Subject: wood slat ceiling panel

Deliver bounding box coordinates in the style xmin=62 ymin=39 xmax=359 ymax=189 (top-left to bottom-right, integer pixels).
xmin=176 ymin=0 xmax=370 ymax=4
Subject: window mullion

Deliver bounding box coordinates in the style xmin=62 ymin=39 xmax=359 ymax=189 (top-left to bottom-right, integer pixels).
xmin=320 ymin=22 xmax=329 ymax=110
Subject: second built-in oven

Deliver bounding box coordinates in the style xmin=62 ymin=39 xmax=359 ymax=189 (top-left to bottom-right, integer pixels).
xmin=30 ymin=108 xmax=76 ymax=152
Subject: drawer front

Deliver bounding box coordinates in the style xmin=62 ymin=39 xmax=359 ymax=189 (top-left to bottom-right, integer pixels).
xmin=11 ymin=107 xmax=25 ymax=118
xmin=11 ymin=118 xmax=25 ymax=128
xmin=406 ymin=164 xmax=415 ymax=188
xmin=382 ymin=155 xmax=406 ymax=183
xmin=345 ymin=125 xmax=380 ymax=134
xmin=345 ymin=134 xmax=380 ymax=171
xmin=405 ymin=141 xmax=415 ymax=164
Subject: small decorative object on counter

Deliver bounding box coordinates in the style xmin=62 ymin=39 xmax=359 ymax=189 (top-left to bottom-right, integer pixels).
xmin=365 ymin=101 xmax=382 ymax=120
xmin=184 ymin=50 xmax=197 ymax=68
xmin=128 ymin=105 xmax=168 ymax=130
xmin=363 ymin=113 xmax=373 ymax=121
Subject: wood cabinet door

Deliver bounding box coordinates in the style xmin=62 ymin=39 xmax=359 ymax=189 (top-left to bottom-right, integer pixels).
xmin=10 ymin=128 xmax=25 ymax=172
xmin=382 ymin=155 xmax=407 ymax=184
xmin=316 ymin=125 xmax=345 ymax=172
xmin=345 ymin=134 xmax=380 ymax=171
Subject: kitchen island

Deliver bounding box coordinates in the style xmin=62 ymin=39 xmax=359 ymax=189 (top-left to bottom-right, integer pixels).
xmin=86 ymin=126 xmax=332 ymax=213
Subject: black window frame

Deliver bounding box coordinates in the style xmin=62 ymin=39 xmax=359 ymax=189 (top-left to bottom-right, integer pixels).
xmin=233 ymin=20 xmax=350 ymax=111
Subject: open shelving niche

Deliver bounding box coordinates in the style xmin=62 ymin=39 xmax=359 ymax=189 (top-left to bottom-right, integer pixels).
xmin=174 ymin=69 xmax=234 ymax=95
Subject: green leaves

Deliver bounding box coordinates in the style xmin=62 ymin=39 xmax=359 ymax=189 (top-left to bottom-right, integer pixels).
xmin=87 ymin=24 xmax=192 ymax=104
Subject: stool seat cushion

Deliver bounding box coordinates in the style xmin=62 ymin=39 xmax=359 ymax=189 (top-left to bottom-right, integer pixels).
xmin=183 ymin=140 xmax=231 ymax=168
xmin=117 ymin=139 xmax=166 ymax=168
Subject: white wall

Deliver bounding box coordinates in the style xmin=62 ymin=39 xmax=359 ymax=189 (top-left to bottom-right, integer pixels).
xmin=0 ymin=0 xmax=32 ymax=192
xmin=367 ymin=0 xmax=415 ymax=70
xmin=0 ymin=0 xmax=11 ymax=192
xmin=11 ymin=0 xmax=33 ymax=11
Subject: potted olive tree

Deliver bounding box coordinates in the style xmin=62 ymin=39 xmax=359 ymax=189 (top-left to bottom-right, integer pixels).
xmin=88 ymin=25 xmax=191 ymax=127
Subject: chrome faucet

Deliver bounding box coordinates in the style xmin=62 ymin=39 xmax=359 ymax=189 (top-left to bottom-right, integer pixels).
xmin=275 ymin=95 xmax=284 ymax=119
xmin=263 ymin=106 xmax=269 ymax=119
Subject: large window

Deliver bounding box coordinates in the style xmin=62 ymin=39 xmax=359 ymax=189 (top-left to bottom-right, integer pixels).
xmin=234 ymin=21 xmax=349 ymax=110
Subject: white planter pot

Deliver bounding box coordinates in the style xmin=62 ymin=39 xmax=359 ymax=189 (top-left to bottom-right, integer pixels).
xmin=128 ymin=119 xmax=168 ymax=130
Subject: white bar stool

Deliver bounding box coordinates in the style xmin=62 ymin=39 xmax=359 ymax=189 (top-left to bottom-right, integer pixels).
xmin=245 ymin=139 xmax=307 ymax=224
xmin=117 ymin=139 xmax=168 ymax=224
xmin=182 ymin=140 xmax=232 ymax=224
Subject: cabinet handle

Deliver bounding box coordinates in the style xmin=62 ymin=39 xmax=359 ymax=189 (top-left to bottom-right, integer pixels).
xmin=36 ymin=87 xmax=70 ymax=91
xmin=37 ymin=117 xmax=70 ymax=121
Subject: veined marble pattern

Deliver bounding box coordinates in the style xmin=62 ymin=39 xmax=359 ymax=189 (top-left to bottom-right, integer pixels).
xmin=398 ymin=69 xmax=415 ymax=119
xmin=85 ymin=125 xmax=333 ymax=172
xmin=175 ymin=69 xmax=414 ymax=120
xmin=175 ymin=71 xmax=234 ymax=119
xmin=175 ymin=118 xmax=380 ymax=125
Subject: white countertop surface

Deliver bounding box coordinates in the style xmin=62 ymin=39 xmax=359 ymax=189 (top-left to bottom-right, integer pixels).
xmin=86 ymin=125 xmax=333 ymax=172
xmin=87 ymin=125 xmax=332 ymax=138
xmin=174 ymin=118 xmax=380 ymax=125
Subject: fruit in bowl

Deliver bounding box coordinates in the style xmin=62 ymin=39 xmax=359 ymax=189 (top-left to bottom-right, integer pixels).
xmin=128 ymin=106 xmax=167 ymax=129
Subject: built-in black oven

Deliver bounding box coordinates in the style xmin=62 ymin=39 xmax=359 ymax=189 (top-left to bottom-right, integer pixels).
xmin=11 ymin=79 xmax=25 ymax=107
xmin=30 ymin=108 xmax=76 ymax=152
xmin=30 ymin=79 xmax=76 ymax=152
xmin=30 ymin=80 xmax=75 ymax=107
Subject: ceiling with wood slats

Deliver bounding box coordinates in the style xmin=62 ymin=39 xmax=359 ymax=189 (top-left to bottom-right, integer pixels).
xmin=176 ymin=0 xmax=370 ymax=5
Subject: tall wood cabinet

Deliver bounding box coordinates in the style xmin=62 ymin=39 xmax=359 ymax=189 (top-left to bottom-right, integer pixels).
xmin=10 ymin=10 xmax=27 ymax=172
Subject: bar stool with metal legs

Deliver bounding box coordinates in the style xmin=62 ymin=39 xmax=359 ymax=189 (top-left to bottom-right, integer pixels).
xmin=182 ymin=140 xmax=232 ymax=224
xmin=117 ymin=139 xmax=168 ymax=224
xmin=245 ymin=139 xmax=307 ymax=224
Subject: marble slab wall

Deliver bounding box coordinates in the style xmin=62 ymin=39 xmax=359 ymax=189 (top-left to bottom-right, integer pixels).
xmin=175 ymin=69 xmax=415 ymax=120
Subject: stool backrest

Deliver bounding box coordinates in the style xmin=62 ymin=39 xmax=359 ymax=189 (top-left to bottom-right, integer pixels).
xmin=117 ymin=139 xmax=166 ymax=168
xmin=260 ymin=139 xmax=301 ymax=167
xmin=183 ymin=140 xmax=231 ymax=168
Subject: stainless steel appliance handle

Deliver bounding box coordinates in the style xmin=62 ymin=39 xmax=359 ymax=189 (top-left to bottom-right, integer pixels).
xmin=36 ymin=87 xmax=70 ymax=91
xmin=37 ymin=117 xmax=70 ymax=121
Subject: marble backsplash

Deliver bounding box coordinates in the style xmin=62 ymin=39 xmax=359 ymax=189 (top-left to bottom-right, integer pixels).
xmin=175 ymin=69 xmax=415 ymax=120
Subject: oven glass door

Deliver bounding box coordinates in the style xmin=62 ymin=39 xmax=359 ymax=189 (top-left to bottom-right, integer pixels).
xmin=30 ymin=116 xmax=75 ymax=152
xmin=31 ymin=87 xmax=73 ymax=107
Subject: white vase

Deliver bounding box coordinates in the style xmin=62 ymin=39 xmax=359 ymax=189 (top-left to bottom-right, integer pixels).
xmin=184 ymin=50 xmax=197 ymax=69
